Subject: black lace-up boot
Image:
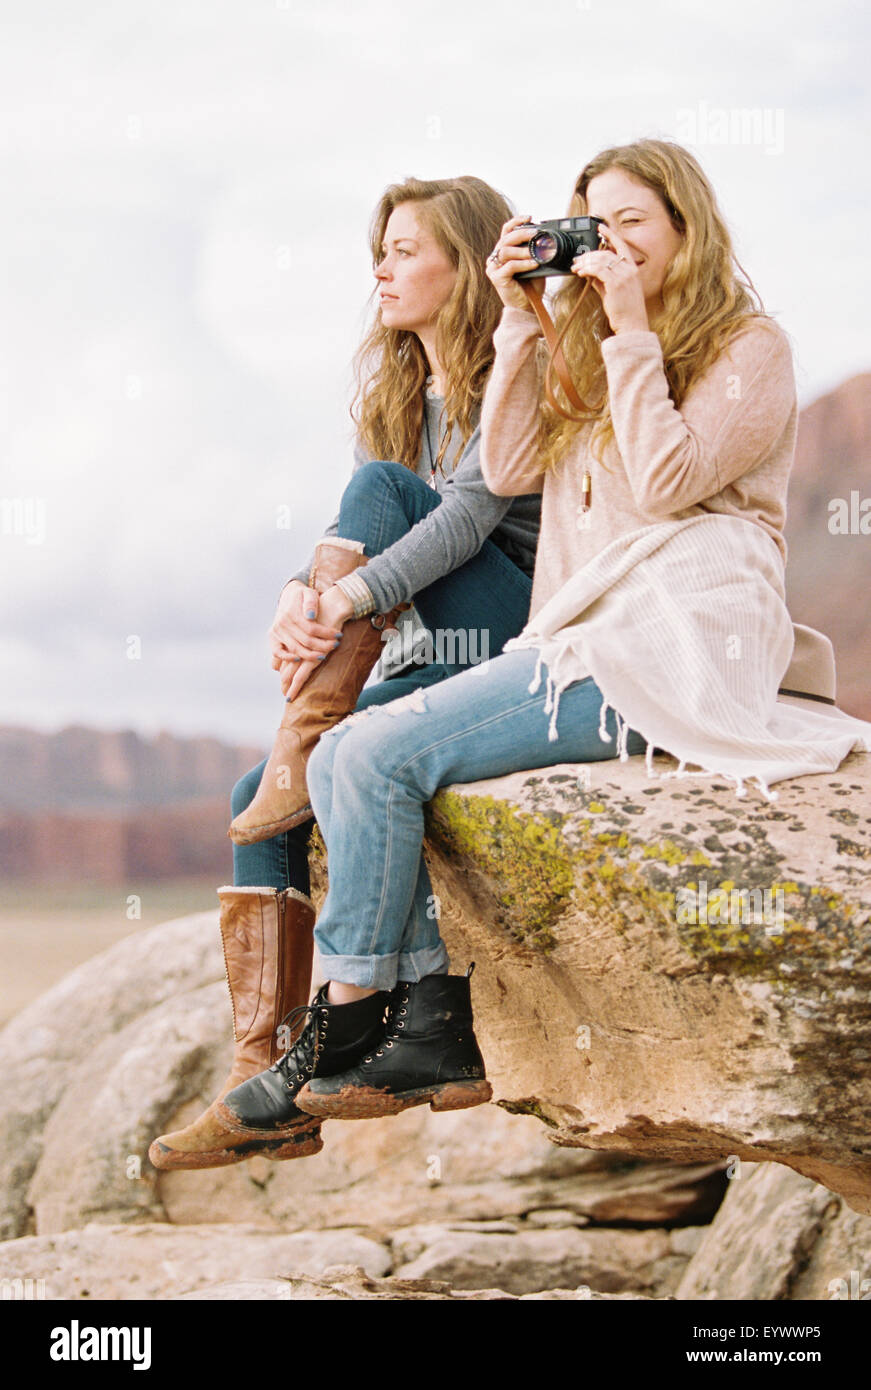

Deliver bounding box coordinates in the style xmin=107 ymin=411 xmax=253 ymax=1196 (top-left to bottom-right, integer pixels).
xmin=216 ymin=986 xmax=390 ymax=1136
xmin=293 ymin=966 xmax=492 ymax=1119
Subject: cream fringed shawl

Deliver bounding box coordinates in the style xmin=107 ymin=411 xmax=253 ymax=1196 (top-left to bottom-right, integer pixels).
xmin=503 ymin=514 xmax=871 ymax=801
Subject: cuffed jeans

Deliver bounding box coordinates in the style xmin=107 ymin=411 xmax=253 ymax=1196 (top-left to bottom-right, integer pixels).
xmin=307 ymin=648 xmax=646 ymax=988
xmin=232 ymin=459 xmax=534 ymax=894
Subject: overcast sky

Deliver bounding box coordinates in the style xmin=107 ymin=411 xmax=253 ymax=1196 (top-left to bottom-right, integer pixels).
xmin=1 ymin=0 xmax=868 ymax=744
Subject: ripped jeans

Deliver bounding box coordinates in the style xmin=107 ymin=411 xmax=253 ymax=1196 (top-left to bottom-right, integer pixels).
xmin=307 ymin=648 xmax=646 ymax=988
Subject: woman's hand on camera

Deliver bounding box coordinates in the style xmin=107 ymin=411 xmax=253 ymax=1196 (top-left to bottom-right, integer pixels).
xmin=485 ymin=215 xmax=542 ymax=313
xmin=272 ymin=583 xmax=355 ymax=701
xmin=570 ymin=224 xmax=649 ymax=334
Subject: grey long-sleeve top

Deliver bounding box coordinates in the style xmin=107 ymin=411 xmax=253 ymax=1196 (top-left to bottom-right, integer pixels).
xmin=289 ymin=389 xmax=542 ymax=613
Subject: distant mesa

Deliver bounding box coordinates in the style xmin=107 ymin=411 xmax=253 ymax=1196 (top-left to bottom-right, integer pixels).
xmin=0 ymin=726 xmax=262 ymax=884
xmin=785 ymin=370 xmax=871 ymax=723
xmin=0 ymin=725 xmax=262 ymax=813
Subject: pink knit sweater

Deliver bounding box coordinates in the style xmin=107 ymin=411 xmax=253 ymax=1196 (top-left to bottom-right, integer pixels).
xmin=480 ymin=306 xmax=797 ymax=621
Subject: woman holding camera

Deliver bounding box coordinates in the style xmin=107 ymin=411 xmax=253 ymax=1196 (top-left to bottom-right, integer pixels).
xmin=148 ymin=175 xmax=540 ymax=1171
xmin=171 ymin=139 xmax=870 ymax=1158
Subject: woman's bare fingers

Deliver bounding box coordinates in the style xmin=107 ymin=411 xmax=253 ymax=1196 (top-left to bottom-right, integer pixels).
xmin=300 ymin=615 xmax=344 ymax=641
xmin=269 ymin=630 xmax=298 ymax=663
xmin=270 ymin=617 xmax=338 ymax=660
xmin=571 ymin=247 xmax=648 ymax=332
xmin=281 ymin=657 xmax=320 ymax=700
xmin=498 ymin=217 xmax=537 ymax=246
xmin=486 ymin=216 xmax=540 ymax=311
xmin=279 ymin=657 xmax=299 ymax=698
xmin=270 ymin=581 xmax=342 ymax=663
xmin=271 ymin=613 xmax=339 ymax=644
xmin=498 ymin=214 xmax=534 ymax=238
xmin=498 ymin=241 xmax=537 ymax=261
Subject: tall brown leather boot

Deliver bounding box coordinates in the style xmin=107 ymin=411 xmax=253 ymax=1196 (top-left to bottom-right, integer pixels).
xmin=148 ymin=885 xmax=321 ymax=1170
xmin=228 ymin=538 xmax=406 ymax=846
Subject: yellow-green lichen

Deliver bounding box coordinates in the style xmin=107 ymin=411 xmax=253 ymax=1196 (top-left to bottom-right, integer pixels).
xmin=640 ymin=838 xmax=712 ymax=868
xmin=425 ymin=787 xmax=865 ymax=973
xmin=428 ymin=791 xmax=574 ymax=949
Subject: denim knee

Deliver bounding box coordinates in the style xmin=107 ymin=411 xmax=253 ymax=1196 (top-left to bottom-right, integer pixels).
xmin=341 ymin=458 xmax=407 ymax=510
xmin=310 ymin=713 xmax=385 ymax=810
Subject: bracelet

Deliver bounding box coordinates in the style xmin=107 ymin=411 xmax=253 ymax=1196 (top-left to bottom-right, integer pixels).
xmin=334 ymin=572 xmax=377 ymax=618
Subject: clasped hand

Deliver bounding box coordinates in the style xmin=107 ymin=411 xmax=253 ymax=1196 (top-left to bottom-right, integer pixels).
xmin=269 ymin=581 xmax=353 ymax=701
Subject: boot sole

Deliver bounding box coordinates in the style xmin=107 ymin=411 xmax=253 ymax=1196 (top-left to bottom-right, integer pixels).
xmin=148 ymin=1122 xmax=322 ymax=1171
xmin=228 ymin=803 xmax=314 ymax=845
xmin=297 ymin=1078 xmax=492 ymax=1120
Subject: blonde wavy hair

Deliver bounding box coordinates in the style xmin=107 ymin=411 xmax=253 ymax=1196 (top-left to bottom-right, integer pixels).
xmin=539 ymin=139 xmax=765 ymax=469
xmin=352 ymin=176 xmax=512 ymax=472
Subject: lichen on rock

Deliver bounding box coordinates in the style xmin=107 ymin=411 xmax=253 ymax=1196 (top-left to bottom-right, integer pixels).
xmin=424 ymin=751 xmax=871 ymax=1214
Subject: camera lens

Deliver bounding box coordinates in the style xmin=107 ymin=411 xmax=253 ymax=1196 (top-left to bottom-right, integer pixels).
xmin=529 ymin=231 xmax=558 ymax=265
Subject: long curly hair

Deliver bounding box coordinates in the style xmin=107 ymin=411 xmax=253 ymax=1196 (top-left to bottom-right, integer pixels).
xmin=539 ymin=139 xmax=766 ymax=469
xmin=352 ymin=176 xmax=512 ymax=472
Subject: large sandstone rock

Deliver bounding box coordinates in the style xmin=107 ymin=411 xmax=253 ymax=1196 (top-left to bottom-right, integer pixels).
xmin=0 ymin=909 xmax=715 ymax=1244
xmin=155 ymin=1119 xmax=722 ymax=1236
xmin=677 ymin=1161 xmax=871 ymax=1301
xmin=28 ymin=980 xmax=231 ymax=1233
xmin=0 ymin=1224 xmax=390 ymax=1300
xmin=422 ymin=751 xmax=871 ymax=1213
xmin=0 ymin=911 xmax=222 ymax=1240
xmin=0 ymin=1221 xmax=684 ymax=1301
xmin=390 ymin=1223 xmax=685 ymax=1295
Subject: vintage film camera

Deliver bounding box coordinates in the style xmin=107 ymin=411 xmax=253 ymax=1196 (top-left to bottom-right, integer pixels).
xmin=515 ymin=215 xmax=606 ymax=279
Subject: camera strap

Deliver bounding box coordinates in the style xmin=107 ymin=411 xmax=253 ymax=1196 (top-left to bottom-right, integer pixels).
xmin=521 ymin=280 xmax=605 ymax=424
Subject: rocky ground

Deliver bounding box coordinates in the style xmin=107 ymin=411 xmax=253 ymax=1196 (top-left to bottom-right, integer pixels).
xmin=2 ymin=896 xmax=869 ymax=1301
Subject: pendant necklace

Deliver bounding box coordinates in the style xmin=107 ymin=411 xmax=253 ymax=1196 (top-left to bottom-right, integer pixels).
xmin=423 ymin=388 xmax=438 ymax=489
xmin=577 ymin=469 xmax=592 ymax=529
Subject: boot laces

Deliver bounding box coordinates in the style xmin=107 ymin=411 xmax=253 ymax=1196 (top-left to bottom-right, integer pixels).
xmin=361 ymin=983 xmax=409 ymax=1066
xmin=270 ymin=999 xmax=328 ymax=1089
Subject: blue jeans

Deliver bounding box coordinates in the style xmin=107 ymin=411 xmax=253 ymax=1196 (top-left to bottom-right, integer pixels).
xmin=306 ymin=648 xmax=647 ymax=987
xmin=232 ymin=460 xmax=533 ymax=893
